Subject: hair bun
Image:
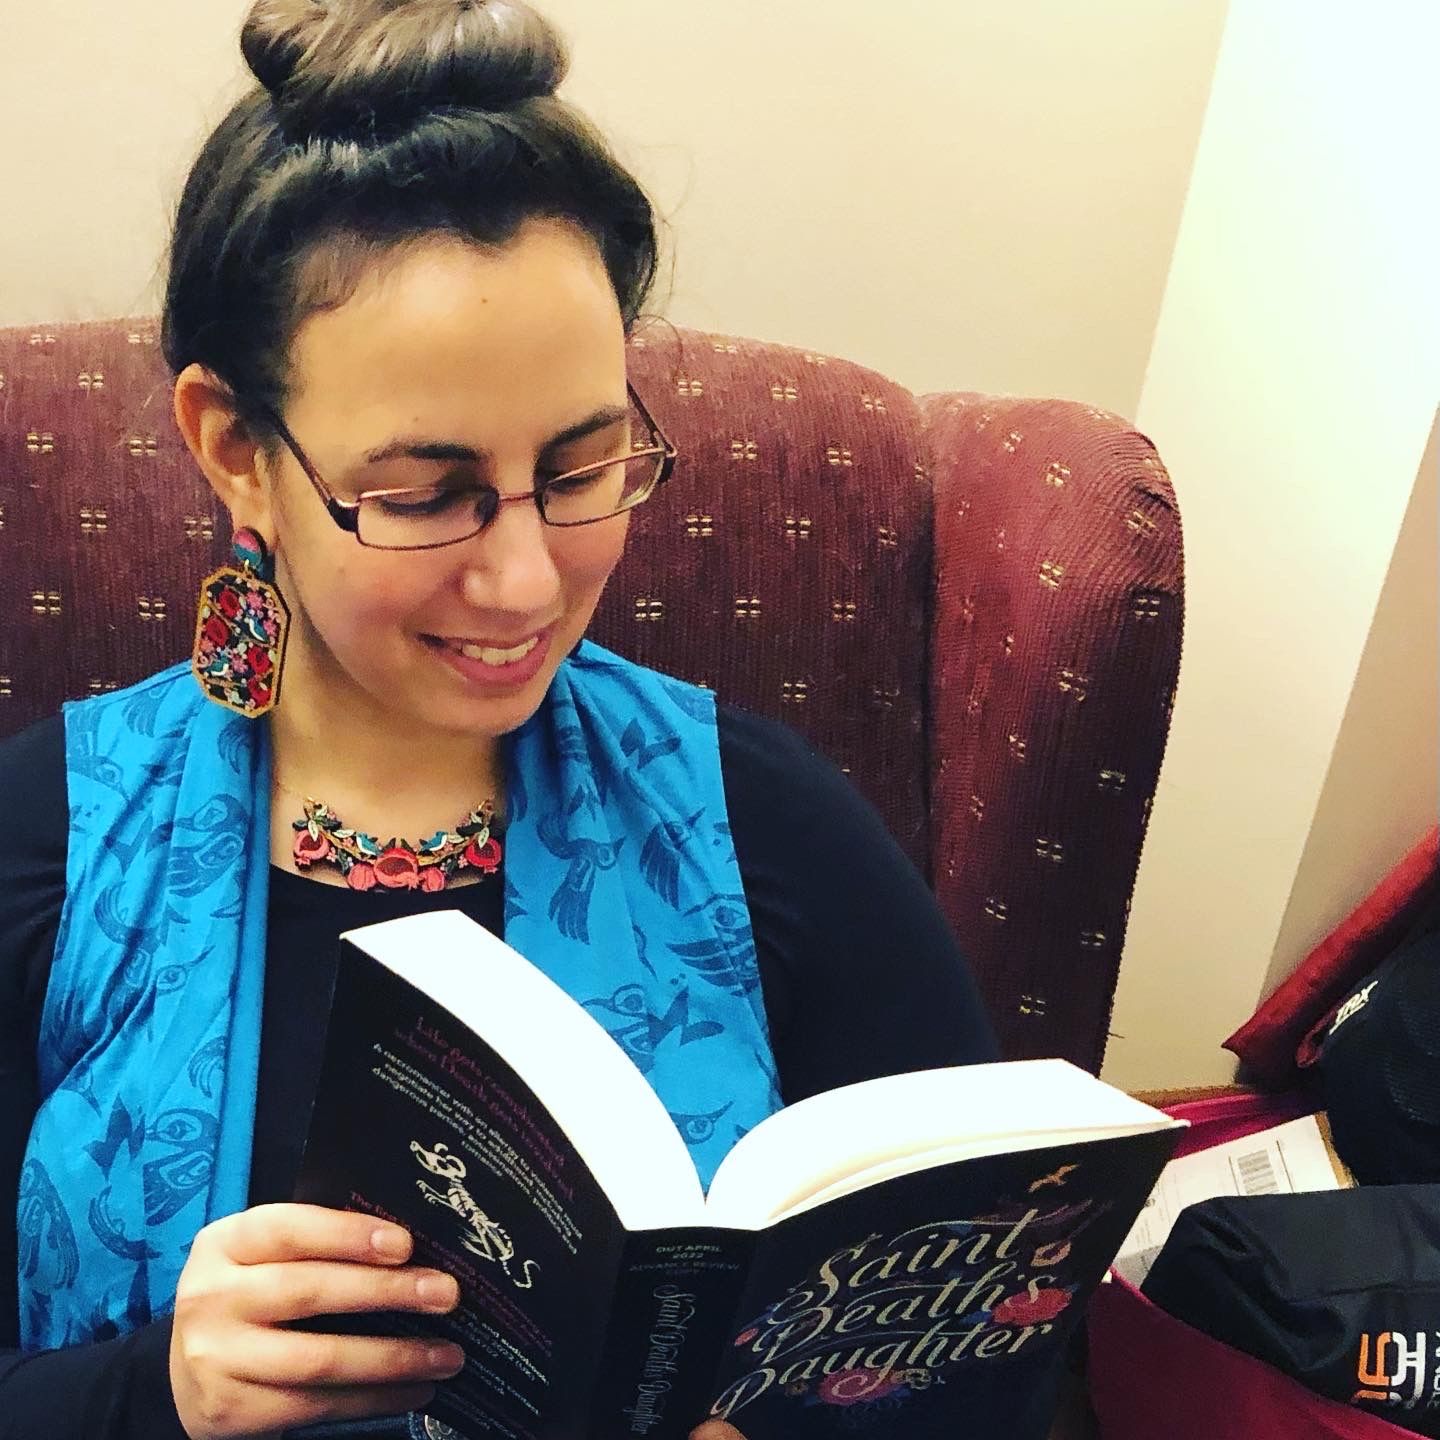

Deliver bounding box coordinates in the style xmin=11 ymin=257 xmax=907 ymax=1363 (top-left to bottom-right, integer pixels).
xmin=241 ymin=0 xmax=568 ymax=135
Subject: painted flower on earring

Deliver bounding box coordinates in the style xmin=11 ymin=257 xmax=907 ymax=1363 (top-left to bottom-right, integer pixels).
xmin=247 ymin=677 xmax=273 ymax=709
xmin=375 ymin=844 xmax=422 ymax=889
xmin=202 ymin=615 xmax=231 ymax=647
xmin=215 ymin=587 xmax=244 ymax=620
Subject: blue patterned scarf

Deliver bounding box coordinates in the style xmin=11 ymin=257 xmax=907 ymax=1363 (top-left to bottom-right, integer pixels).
xmin=19 ymin=641 xmax=779 ymax=1349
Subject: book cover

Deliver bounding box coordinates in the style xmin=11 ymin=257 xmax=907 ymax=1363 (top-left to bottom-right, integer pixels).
xmin=585 ymin=1227 xmax=756 ymax=1439
xmin=295 ymin=940 xmax=630 ymax=1440
xmin=700 ymin=1133 xmax=1176 ymax=1440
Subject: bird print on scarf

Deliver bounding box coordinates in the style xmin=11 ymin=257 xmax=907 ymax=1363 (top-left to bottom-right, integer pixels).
xmin=582 ymin=982 xmax=724 ymax=1073
xmin=667 ymin=892 xmax=762 ymax=998
xmin=143 ymin=1108 xmax=219 ymax=1225
xmin=640 ymin=810 xmax=704 ymax=908
xmin=537 ymin=807 xmax=625 ymax=942
xmin=620 ymin=717 xmax=682 ymax=770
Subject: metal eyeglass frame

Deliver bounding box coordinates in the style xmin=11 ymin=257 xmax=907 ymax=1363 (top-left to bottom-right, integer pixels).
xmin=258 ymin=380 xmax=678 ymax=552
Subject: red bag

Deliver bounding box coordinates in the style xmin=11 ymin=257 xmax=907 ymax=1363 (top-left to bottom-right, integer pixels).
xmin=1223 ymin=826 xmax=1439 ymax=1087
xmin=1087 ymin=1091 xmax=1423 ymax=1439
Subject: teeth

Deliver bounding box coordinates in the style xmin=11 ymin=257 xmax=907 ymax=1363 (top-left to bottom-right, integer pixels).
xmin=456 ymin=636 xmax=540 ymax=666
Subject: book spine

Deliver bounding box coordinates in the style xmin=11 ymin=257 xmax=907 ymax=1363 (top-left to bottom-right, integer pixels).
xmin=586 ymin=1226 xmax=755 ymax=1440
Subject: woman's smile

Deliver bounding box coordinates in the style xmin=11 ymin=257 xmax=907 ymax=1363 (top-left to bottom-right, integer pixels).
xmin=420 ymin=626 xmax=554 ymax=689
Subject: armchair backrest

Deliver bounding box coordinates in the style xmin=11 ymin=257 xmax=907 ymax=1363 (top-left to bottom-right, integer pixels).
xmin=0 ymin=318 xmax=1182 ymax=1071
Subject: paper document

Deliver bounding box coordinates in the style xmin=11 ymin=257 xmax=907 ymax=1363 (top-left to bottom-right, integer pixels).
xmin=1112 ymin=1112 xmax=1353 ymax=1287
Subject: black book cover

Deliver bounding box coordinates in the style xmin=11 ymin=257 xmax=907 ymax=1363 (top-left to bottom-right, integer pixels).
xmin=295 ymin=939 xmax=631 ymax=1440
xmin=698 ymin=1131 xmax=1177 ymax=1440
xmin=586 ymin=1227 xmax=755 ymax=1439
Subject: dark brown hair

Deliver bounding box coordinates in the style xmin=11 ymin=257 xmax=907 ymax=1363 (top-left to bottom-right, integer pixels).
xmin=162 ymin=0 xmax=663 ymax=436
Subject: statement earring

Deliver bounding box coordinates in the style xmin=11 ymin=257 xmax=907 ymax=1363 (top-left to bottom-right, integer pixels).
xmin=191 ymin=527 xmax=291 ymax=718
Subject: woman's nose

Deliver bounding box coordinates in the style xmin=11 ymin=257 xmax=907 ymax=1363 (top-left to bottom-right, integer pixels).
xmin=458 ymin=492 xmax=563 ymax=613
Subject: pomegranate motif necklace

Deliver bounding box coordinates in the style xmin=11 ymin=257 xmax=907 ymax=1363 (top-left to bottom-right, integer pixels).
xmin=290 ymin=796 xmax=503 ymax=892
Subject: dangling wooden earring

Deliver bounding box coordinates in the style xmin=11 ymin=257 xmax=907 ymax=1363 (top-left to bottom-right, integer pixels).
xmin=191 ymin=527 xmax=291 ymax=718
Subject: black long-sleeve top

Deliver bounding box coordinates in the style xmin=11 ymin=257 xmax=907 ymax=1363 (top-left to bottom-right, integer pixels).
xmin=0 ymin=703 xmax=998 ymax=1439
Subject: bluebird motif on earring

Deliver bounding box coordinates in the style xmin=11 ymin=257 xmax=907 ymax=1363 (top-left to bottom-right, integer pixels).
xmin=191 ymin=526 xmax=291 ymax=718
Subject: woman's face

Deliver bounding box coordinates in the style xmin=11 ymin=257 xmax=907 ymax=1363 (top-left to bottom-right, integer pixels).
xmin=265 ymin=219 xmax=632 ymax=744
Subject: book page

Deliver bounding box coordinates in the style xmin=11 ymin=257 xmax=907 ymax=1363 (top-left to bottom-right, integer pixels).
xmin=767 ymin=1125 xmax=1175 ymax=1220
xmin=342 ymin=911 xmax=706 ymax=1229
xmin=1110 ymin=1112 xmax=1354 ymax=1286
xmin=705 ymin=1059 xmax=1180 ymax=1228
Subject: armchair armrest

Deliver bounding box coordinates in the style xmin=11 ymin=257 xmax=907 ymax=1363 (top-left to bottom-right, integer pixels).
xmin=921 ymin=393 xmax=1183 ymax=1071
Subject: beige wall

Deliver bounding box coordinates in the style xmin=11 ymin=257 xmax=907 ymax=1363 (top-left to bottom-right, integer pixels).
xmin=1104 ymin=3 xmax=1440 ymax=1090
xmin=0 ymin=1 xmax=1225 ymax=418
xmin=0 ymin=7 xmax=246 ymax=323
xmin=1264 ymin=410 xmax=1439 ymax=996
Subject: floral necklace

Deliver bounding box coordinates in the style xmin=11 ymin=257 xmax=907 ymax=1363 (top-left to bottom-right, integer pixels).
xmin=291 ymin=796 xmax=503 ymax=892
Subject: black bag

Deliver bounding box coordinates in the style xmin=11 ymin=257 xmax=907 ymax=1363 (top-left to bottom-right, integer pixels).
xmin=1321 ymin=928 xmax=1440 ymax=1187
xmin=1143 ymin=1187 xmax=1440 ymax=1437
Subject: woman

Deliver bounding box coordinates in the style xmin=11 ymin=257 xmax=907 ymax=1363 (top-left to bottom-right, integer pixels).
xmin=0 ymin=1 xmax=997 ymax=1436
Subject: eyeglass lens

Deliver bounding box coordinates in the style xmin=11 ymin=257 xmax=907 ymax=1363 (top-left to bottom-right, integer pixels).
xmin=355 ymin=450 xmax=664 ymax=549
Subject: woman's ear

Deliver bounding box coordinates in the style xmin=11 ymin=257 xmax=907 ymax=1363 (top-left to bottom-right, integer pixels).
xmin=172 ymin=363 xmax=276 ymax=538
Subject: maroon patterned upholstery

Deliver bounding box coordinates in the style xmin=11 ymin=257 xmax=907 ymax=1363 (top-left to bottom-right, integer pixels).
xmin=925 ymin=395 xmax=1182 ymax=1069
xmin=0 ymin=318 xmax=1182 ymax=1071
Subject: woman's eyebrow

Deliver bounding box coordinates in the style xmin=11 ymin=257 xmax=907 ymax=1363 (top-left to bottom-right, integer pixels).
xmin=359 ymin=403 xmax=630 ymax=467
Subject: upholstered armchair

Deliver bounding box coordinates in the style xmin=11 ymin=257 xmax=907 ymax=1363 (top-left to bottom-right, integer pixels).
xmin=0 ymin=318 xmax=1182 ymax=1071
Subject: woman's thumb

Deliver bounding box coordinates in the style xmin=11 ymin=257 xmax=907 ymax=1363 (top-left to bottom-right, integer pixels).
xmin=689 ymin=1422 xmax=747 ymax=1440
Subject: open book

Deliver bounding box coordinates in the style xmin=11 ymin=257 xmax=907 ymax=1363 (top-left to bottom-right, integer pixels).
xmin=293 ymin=910 xmax=1183 ymax=1440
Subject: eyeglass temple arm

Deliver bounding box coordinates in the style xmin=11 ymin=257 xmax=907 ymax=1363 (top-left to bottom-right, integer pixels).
xmin=628 ymin=386 xmax=677 ymax=499
xmin=261 ymin=406 xmax=364 ymax=534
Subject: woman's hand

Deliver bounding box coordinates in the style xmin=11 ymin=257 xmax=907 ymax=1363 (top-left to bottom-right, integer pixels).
xmin=169 ymin=1203 xmax=465 ymax=1440
xmin=690 ymin=1423 xmax=746 ymax=1440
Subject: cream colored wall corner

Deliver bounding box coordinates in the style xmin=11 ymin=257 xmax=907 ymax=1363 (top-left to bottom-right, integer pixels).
xmin=1103 ymin=5 xmax=1440 ymax=1091
xmin=0 ymin=1 xmax=1225 ymax=421
xmin=541 ymin=0 xmax=1227 ymax=417
xmin=1264 ymin=410 xmax=1439 ymax=995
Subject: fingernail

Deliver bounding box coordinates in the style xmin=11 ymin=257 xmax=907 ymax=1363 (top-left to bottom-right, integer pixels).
xmin=417 ymin=1273 xmax=459 ymax=1308
xmin=371 ymin=1226 xmax=410 ymax=1260
xmin=428 ymin=1344 xmax=466 ymax=1376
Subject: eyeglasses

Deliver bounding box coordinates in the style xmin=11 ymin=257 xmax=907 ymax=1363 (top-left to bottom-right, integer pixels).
xmin=259 ymin=380 xmax=677 ymax=551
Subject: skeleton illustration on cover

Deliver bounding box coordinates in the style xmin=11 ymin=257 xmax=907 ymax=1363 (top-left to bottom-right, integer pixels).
xmin=410 ymin=1140 xmax=541 ymax=1290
